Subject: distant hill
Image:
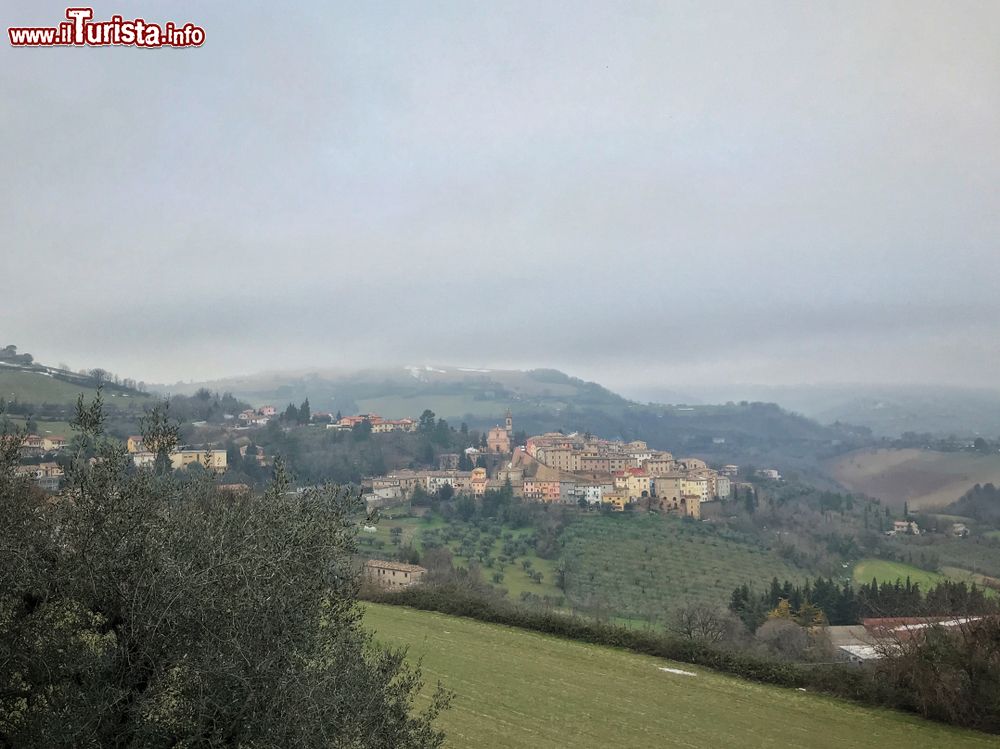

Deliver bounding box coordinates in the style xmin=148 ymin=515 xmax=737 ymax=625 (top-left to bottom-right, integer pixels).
xmin=824 ymin=447 xmax=1000 ymax=510
xmin=158 ymin=365 xmax=627 ymax=416
xmin=631 ymin=383 xmax=1000 ymax=438
xmin=158 ymin=365 xmax=868 ymax=473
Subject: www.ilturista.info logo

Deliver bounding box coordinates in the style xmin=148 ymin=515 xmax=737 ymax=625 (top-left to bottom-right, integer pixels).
xmin=9 ymin=7 xmax=205 ymax=48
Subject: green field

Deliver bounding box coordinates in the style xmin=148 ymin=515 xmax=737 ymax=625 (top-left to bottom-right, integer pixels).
xmin=364 ymin=603 xmax=993 ymax=749
xmin=0 ymin=369 xmax=153 ymax=408
xmin=852 ymin=559 xmax=945 ymax=589
xmin=560 ymin=515 xmax=811 ymax=617
xmin=852 ymin=558 xmax=1000 ymax=597
xmin=941 ymin=566 xmax=1000 ymax=592
xmin=2 ymin=416 xmax=77 ymax=437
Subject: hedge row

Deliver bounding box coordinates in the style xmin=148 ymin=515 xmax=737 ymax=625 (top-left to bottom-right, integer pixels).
xmin=365 ymin=585 xmax=1000 ymax=734
xmin=363 ymin=584 xmax=874 ymax=697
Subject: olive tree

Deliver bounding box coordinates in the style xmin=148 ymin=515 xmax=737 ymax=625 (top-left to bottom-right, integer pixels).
xmin=0 ymin=395 xmax=449 ymax=747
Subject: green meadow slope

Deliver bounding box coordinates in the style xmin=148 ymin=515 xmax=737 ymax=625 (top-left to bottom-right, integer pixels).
xmin=364 ymin=603 xmax=993 ymax=749
xmin=0 ymin=367 xmax=152 ymax=407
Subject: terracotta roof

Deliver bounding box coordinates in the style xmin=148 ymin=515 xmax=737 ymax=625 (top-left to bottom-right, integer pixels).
xmin=364 ymin=559 xmax=427 ymax=574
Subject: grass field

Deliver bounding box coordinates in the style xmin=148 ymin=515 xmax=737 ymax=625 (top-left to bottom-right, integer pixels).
xmin=941 ymin=566 xmax=1000 ymax=591
xmin=851 ymin=559 xmax=946 ymax=589
xmin=825 ymin=448 xmax=1000 ymax=510
xmin=1 ymin=416 xmax=77 ymax=437
xmin=560 ymin=514 xmax=811 ymax=616
xmin=0 ymin=369 xmax=155 ymax=415
xmin=363 ymin=603 xmax=994 ymax=749
xmin=851 ymin=558 xmax=999 ymax=597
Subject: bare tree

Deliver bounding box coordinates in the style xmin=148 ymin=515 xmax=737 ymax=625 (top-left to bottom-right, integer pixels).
xmin=669 ymin=603 xmax=741 ymax=645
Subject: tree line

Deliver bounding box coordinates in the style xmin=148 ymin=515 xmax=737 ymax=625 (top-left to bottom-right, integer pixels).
xmin=729 ymin=575 xmax=998 ymax=629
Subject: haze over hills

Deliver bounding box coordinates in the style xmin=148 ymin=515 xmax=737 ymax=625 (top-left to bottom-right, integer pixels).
xmin=629 ymin=383 xmax=1000 ymax=438
xmin=153 ymin=364 xmax=869 ymax=478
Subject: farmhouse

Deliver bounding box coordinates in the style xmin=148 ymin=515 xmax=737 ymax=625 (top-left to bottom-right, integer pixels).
xmin=363 ymin=559 xmax=427 ymax=589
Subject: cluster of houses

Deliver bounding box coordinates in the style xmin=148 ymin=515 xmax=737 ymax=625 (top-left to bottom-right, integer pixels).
xmin=362 ymin=414 xmax=734 ymax=518
xmin=236 ymin=405 xmax=276 ymax=427
xmin=14 ymin=461 xmax=64 ymax=491
xmin=10 ymin=433 xmax=69 ymax=491
xmin=18 ymin=434 xmax=68 ymax=456
xmin=519 ymin=432 xmax=733 ymax=517
xmin=234 ymin=406 xmax=420 ymax=435
xmin=326 ymin=413 xmax=417 ymax=433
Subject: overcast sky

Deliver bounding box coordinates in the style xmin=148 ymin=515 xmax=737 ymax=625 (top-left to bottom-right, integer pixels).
xmin=3 ymin=1 xmax=999 ymax=391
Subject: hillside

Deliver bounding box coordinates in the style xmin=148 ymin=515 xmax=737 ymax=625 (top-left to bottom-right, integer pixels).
xmin=560 ymin=515 xmax=812 ymax=617
xmin=158 ymin=365 xmax=865 ymax=470
xmin=825 ymin=448 xmax=1000 ymax=510
xmin=632 ymin=384 xmax=1000 ymax=438
xmin=364 ymin=603 xmax=993 ymax=749
xmin=0 ymin=346 xmax=155 ymax=439
xmin=157 ymin=366 xmax=628 ymax=416
xmin=0 ymin=367 xmax=148 ymax=406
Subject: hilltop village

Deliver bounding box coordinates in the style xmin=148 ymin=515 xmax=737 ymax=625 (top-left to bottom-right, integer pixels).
xmin=10 ymin=405 xmax=744 ymax=514
xmin=362 ymin=411 xmax=733 ymax=517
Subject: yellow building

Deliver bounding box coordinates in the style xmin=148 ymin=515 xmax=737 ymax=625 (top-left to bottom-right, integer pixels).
xmin=625 ymin=472 xmax=652 ymax=500
xmin=470 ymin=467 xmax=488 ymax=496
xmin=601 ymin=490 xmax=629 ymax=511
xmin=169 ymin=449 xmax=227 ymax=473
xmin=680 ymin=476 xmax=711 ymax=503
xmin=126 ymin=435 xmax=145 ymax=453
xmin=681 ymin=495 xmax=702 ymax=519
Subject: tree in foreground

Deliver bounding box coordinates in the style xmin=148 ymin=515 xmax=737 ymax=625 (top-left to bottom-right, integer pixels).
xmin=0 ymin=394 xmax=449 ymax=747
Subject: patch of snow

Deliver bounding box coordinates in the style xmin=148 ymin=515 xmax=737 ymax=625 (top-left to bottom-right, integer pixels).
xmin=658 ymin=667 xmax=696 ymax=677
xmin=458 ymin=368 xmax=491 ymax=373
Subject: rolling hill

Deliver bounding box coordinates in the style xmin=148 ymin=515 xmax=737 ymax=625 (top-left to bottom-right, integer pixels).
xmin=156 ymin=365 xmax=867 ymax=471
xmin=364 ymin=603 xmax=994 ymax=749
xmin=0 ymin=352 xmax=154 ymax=437
xmin=634 ymin=383 xmax=1000 ymax=438
xmin=825 ymin=448 xmax=1000 ymax=510
xmin=0 ymin=366 xmax=149 ymax=406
